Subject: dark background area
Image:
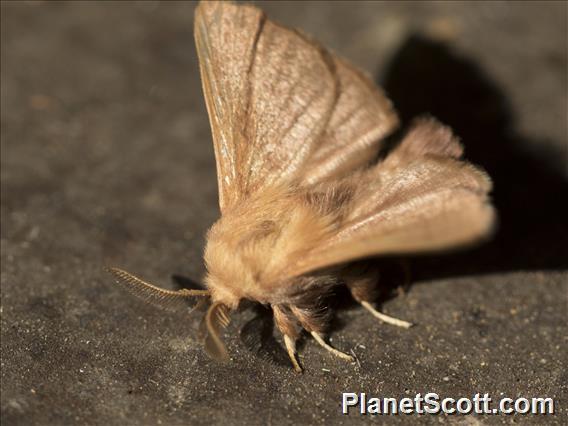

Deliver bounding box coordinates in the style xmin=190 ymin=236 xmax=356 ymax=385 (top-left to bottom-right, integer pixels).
xmin=1 ymin=1 xmax=566 ymax=425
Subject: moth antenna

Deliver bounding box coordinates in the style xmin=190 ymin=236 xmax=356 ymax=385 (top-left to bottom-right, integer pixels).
xmin=202 ymin=302 xmax=231 ymax=361
xmin=105 ymin=267 xmax=210 ymax=313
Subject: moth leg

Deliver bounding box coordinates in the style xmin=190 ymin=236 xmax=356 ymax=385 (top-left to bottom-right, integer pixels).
xmin=289 ymin=305 xmax=354 ymax=363
xmin=273 ymin=305 xmax=303 ymax=373
xmin=343 ymin=262 xmax=413 ymax=329
xmin=396 ymin=259 xmax=412 ymax=297
xmin=310 ymin=331 xmax=354 ymax=362
xmin=283 ymin=335 xmax=302 ymax=373
xmin=360 ymin=301 xmax=413 ymax=329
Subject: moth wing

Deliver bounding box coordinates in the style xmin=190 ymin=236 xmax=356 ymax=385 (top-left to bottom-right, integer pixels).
xmin=300 ymin=57 xmax=399 ymax=185
xmin=288 ymin=119 xmax=496 ymax=277
xmin=194 ymin=1 xmax=398 ymax=211
xmin=194 ymin=1 xmax=338 ymax=211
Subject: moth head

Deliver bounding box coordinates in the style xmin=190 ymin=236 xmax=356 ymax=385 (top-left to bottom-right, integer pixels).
xmin=202 ymin=240 xmax=244 ymax=309
xmin=202 ymin=206 xmax=288 ymax=308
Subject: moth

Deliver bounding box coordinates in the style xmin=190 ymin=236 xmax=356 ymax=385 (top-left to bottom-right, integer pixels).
xmin=107 ymin=1 xmax=496 ymax=372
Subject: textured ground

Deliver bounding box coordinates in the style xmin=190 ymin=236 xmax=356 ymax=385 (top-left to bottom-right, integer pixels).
xmin=1 ymin=1 xmax=567 ymax=425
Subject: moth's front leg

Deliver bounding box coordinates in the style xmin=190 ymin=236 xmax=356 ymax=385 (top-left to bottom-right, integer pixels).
xmin=273 ymin=303 xmax=354 ymax=373
xmin=272 ymin=304 xmax=303 ymax=372
xmin=343 ymin=261 xmax=413 ymax=329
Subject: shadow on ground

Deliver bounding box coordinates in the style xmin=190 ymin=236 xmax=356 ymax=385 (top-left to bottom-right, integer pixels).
xmin=379 ymin=34 xmax=568 ymax=281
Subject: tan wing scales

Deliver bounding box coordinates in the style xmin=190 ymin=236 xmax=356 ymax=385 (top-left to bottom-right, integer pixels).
xmin=195 ymin=1 xmax=400 ymax=210
xmin=301 ymin=58 xmax=399 ymax=185
xmin=287 ymin=119 xmax=496 ymax=277
xmin=195 ymin=1 xmax=338 ymax=210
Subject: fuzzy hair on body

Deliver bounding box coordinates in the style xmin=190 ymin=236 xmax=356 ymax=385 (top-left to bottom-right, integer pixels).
xmin=106 ymin=1 xmax=496 ymax=372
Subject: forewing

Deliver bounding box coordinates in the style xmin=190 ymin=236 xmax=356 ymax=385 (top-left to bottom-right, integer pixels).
xmin=194 ymin=1 xmax=264 ymax=210
xmin=194 ymin=1 xmax=338 ymax=210
xmin=300 ymin=57 xmax=399 ymax=185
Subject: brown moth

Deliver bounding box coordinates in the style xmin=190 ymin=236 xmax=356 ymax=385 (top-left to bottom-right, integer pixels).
xmin=107 ymin=1 xmax=496 ymax=372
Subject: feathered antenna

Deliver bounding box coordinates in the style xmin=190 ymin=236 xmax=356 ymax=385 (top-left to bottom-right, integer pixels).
xmin=200 ymin=302 xmax=231 ymax=361
xmin=105 ymin=267 xmax=210 ymax=313
xmin=106 ymin=267 xmax=233 ymax=362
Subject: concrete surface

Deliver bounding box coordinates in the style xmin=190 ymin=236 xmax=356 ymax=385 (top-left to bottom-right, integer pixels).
xmin=1 ymin=1 xmax=566 ymax=425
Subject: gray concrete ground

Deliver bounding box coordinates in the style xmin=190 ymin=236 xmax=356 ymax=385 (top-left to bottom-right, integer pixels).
xmin=1 ymin=1 xmax=566 ymax=425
